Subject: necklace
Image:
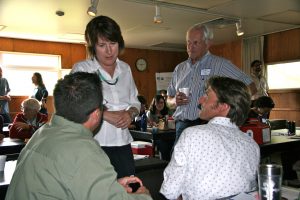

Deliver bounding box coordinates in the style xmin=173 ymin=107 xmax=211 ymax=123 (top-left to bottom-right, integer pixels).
xmin=97 ymin=70 xmax=119 ymax=85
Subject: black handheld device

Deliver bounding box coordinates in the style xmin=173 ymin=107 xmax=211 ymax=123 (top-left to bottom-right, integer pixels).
xmin=128 ymin=182 xmax=141 ymax=193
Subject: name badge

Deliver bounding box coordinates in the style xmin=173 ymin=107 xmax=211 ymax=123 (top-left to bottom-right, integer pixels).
xmin=201 ymin=69 xmax=211 ymax=75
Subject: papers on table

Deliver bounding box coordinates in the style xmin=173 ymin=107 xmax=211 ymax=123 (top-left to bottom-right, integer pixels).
xmin=133 ymin=154 xmax=149 ymax=160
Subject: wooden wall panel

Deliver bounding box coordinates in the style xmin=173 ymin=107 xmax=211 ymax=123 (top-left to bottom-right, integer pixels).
xmin=269 ymin=89 xmax=300 ymax=125
xmin=119 ymin=48 xmax=187 ymax=104
xmin=0 ymin=37 xmax=14 ymax=51
xmin=210 ymin=39 xmax=242 ymax=68
xmin=265 ymin=28 xmax=300 ymax=63
xmin=70 ymin=44 xmax=87 ymax=69
xmin=0 ymin=37 xmax=86 ymax=68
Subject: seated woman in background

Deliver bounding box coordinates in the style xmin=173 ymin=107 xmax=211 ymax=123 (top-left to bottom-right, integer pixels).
xmin=9 ymin=98 xmax=48 ymax=140
xmin=147 ymin=95 xmax=174 ymax=161
xmin=147 ymin=95 xmax=169 ymax=127
xmin=248 ymin=96 xmax=275 ymax=123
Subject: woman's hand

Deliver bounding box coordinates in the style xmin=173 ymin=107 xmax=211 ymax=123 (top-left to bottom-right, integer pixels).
xmin=104 ymin=110 xmax=132 ymax=129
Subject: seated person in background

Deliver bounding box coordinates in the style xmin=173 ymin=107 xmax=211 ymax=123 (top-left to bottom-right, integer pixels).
xmin=130 ymin=95 xmax=147 ymax=131
xmin=147 ymin=95 xmax=173 ymax=161
xmin=248 ymin=96 xmax=275 ymax=122
xmin=160 ymin=76 xmax=260 ymax=200
xmin=159 ymin=89 xmax=167 ymax=101
xmin=9 ymin=98 xmax=48 ymax=140
xmin=147 ymin=95 xmax=169 ymax=127
xmin=5 ymin=72 xmax=152 ymax=200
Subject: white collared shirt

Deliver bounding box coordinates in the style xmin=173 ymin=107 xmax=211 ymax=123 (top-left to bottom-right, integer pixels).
xmin=160 ymin=117 xmax=260 ymax=200
xmin=72 ymin=58 xmax=140 ymax=146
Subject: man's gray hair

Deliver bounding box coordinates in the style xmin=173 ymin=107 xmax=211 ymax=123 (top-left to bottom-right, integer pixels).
xmin=22 ymin=98 xmax=41 ymax=111
xmin=188 ymin=23 xmax=214 ymax=43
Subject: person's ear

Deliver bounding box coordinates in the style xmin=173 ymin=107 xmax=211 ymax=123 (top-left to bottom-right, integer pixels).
xmin=218 ymin=102 xmax=230 ymax=113
xmin=92 ymin=108 xmax=101 ymax=121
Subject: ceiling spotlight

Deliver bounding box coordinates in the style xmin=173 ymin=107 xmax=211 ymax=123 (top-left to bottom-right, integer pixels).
xmin=154 ymin=5 xmax=163 ymax=24
xmin=236 ymin=19 xmax=244 ymax=36
xmin=87 ymin=0 xmax=99 ymax=17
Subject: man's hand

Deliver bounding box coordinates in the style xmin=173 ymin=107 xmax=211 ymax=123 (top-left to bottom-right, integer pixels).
xmin=117 ymin=176 xmax=151 ymax=195
xmin=175 ymin=91 xmax=189 ymax=106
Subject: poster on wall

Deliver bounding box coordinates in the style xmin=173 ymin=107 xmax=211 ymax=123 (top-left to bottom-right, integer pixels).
xmin=155 ymin=72 xmax=173 ymax=92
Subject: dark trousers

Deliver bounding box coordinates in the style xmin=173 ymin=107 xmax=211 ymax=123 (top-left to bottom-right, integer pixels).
xmin=102 ymin=144 xmax=135 ymax=179
xmin=0 ymin=113 xmax=11 ymax=124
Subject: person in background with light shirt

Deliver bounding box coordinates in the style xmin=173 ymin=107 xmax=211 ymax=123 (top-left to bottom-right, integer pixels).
xmin=167 ymin=24 xmax=257 ymax=145
xmin=160 ymin=76 xmax=260 ymax=200
xmin=71 ymin=16 xmax=140 ymax=179
xmin=250 ymin=60 xmax=269 ymax=101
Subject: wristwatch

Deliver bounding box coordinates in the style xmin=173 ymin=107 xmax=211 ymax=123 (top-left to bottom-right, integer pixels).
xmin=129 ymin=109 xmax=138 ymax=121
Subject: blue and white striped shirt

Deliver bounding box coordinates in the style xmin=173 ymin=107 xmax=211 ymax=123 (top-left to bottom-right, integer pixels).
xmin=167 ymin=52 xmax=253 ymax=121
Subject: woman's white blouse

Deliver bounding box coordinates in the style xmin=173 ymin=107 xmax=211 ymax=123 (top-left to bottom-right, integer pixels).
xmin=72 ymin=58 xmax=140 ymax=146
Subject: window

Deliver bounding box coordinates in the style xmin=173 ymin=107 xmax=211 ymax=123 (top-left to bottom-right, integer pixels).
xmin=0 ymin=51 xmax=70 ymax=96
xmin=267 ymin=60 xmax=300 ymax=90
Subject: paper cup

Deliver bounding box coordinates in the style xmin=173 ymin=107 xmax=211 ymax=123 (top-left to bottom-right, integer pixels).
xmin=179 ymin=87 xmax=189 ymax=96
xmin=0 ymin=155 xmax=7 ymax=171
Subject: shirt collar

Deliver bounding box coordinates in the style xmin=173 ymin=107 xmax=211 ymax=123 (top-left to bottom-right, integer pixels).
xmin=188 ymin=51 xmax=210 ymax=66
xmin=93 ymin=58 xmax=121 ymax=80
xmin=208 ymin=116 xmax=238 ymax=129
xmin=50 ymin=115 xmax=94 ymax=137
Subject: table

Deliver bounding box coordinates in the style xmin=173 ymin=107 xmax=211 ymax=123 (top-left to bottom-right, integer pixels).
xmin=2 ymin=126 xmax=9 ymax=137
xmin=0 ymin=138 xmax=26 ymax=159
xmin=260 ymin=135 xmax=300 ymax=157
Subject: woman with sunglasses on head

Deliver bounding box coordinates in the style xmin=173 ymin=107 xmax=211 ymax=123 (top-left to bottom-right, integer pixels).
xmin=71 ymin=16 xmax=140 ymax=179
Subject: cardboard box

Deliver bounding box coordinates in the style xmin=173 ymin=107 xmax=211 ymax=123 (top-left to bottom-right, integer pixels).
xmin=131 ymin=141 xmax=153 ymax=157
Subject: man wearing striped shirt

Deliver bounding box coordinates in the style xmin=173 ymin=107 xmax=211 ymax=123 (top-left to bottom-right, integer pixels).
xmin=167 ymin=24 xmax=256 ymax=144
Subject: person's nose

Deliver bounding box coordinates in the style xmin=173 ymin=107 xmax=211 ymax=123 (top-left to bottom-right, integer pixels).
xmin=105 ymin=44 xmax=112 ymax=54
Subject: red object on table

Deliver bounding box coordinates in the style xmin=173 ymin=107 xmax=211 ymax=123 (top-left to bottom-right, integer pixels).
xmin=131 ymin=141 xmax=153 ymax=157
xmin=240 ymin=118 xmax=271 ymax=145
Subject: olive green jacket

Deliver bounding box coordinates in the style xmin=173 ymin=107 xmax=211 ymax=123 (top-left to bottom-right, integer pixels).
xmin=5 ymin=115 xmax=152 ymax=200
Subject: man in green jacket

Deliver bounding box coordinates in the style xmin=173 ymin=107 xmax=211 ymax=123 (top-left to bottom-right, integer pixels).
xmin=5 ymin=72 xmax=152 ymax=200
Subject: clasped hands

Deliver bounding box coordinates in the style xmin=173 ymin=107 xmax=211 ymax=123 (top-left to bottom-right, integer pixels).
xmin=104 ymin=110 xmax=132 ymax=129
xmin=117 ymin=176 xmax=150 ymax=195
xmin=13 ymin=122 xmax=30 ymax=131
